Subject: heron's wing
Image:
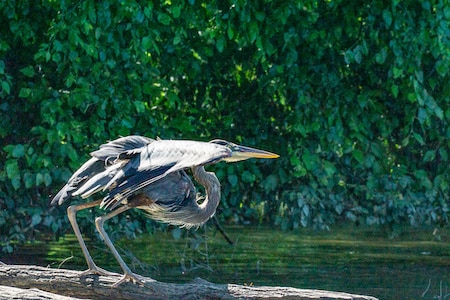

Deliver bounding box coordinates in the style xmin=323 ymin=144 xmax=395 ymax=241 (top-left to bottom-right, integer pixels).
xmin=51 ymin=135 xmax=155 ymax=205
xmin=91 ymin=135 xmax=154 ymax=161
xmin=100 ymin=140 xmax=231 ymax=210
xmin=50 ymin=157 xmax=104 ymax=206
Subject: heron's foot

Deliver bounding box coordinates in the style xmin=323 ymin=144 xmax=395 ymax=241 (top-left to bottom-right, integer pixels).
xmin=112 ymin=272 xmax=153 ymax=289
xmin=80 ymin=265 xmax=117 ymax=277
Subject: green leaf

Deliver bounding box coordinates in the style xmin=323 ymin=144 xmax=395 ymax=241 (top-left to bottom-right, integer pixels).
xmin=391 ymin=84 xmax=399 ymax=98
xmin=354 ymin=47 xmax=362 ymax=64
xmin=382 ymin=10 xmax=392 ymax=27
xmin=439 ymin=148 xmax=448 ymax=161
xmin=20 ymin=66 xmax=35 ymax=77
xmin=142 ymin=36 xmax=153 ymax=50
xmin=323 ymin=161 xmax=336 ymax=176
xmin=290 ymin=155 xmax=301 ymax=166
xmin=423 ymin=150 xmax=435 ymax=162
xmin=31 ymin=213 xmax=42 ymax=226
xmin=414 ymin=170 xmax=432 ymax=189
xmin=19 ymin=88 xmax=32 ymax=98
xmin=11 ymin=178 xmax=21 ymax=190
xmin=302 ymin=152 xmax=318 ymax=171
xmin=23 ymin=172 xmax=34 ymax=189
xmin=375 ymin=47 xmax=387 ymax=64
xmin=6 ymin=160 xmax=20 ymax=179
xmin=248 ymin=21 xmax=258 ymax=43
xmin=263 ymin=175 xmax=278 ymax=192
xmin=227 ymin=26 xmax=234 ymax=39
xmin=157 ymin=12 xmax=171 ymax=25
xmin=216 ymin=36 xmax=225 ymax=53
xmin=36 ymin=173 xmax=44 ymax=186
xmin=121 ymin=118 xmax=134 ymax=129
xmin=393 ymin=67 xmax=403 ymax=78
xmin=364 ymin=154 xmax=376 ymax=168
xmin=171 ymin=6 xmax=181 ymax=18
xmin=241 ymin=170 xmax=255 ymax=183
xmin=44 ymin=173 xmax=52 ymax=186
xmin=346 ymin=211 xmax=357 ymax=222
xmin=1 ymin=81 xmax=10 ymax=95
xmin=134 ymin=101 xmax=146 ymax=114
xmin=436 ymin=60 xmax=448 ymax=77
xmin=433 ymin=105 xmax=444 ymax=120
xmin=352 ymin=150 xmax=364 ymax=164
xmin=67 ymin=146 xmax=79 ymax=163
xmin=417 ymin=107 xmax=428 ymax=124
xmin=344 ymin=50 xmax=353 ymax=64
xmin=227 ymin=174 xmax=238 ymax=187
xmin=12 ymin=144 xmax=25 ymax=158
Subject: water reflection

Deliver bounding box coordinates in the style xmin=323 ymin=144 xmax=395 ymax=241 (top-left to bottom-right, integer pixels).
xmin=4 ymin=226 xmax=449 ymax=300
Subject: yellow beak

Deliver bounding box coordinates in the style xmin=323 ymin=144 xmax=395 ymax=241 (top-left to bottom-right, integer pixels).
xmin=225 ymin=145 xmax=280 ymax=162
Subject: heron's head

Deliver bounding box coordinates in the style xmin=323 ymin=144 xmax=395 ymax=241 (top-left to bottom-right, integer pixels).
xmin=210 ymin=139 xmax=279 ymax=162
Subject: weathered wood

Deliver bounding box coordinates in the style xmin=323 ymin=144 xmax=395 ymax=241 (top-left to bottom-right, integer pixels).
xmin=0 ymin=285 xmax=86 ymax=300
xmin=0 ymin=264 xmax=379 ymax=300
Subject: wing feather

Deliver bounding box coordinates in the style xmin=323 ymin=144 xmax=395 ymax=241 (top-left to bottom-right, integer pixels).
xmin=50 ymin=157 xmax=104 ymax=205
xmin=52 ymin=138 xmax=231 ymax=211
xmin=51 ymin=136 xmax=154 ymax=206
xmin=99 ymin=140 xmax=231 ymax=209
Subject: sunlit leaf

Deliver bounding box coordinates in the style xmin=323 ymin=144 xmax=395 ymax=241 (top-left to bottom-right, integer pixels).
xmin=12 ymin=144 xmax=25 ymax=158
xmin=6 ymin=160 xmax=19 ymax=179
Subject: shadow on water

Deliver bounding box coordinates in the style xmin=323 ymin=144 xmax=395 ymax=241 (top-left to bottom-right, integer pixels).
xmin=3 ymin=225 xmax=449 ymax=300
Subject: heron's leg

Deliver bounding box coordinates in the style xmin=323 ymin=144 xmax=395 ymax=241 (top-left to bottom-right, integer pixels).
xmin=67 ymin=200 xmax=116 ymax=276
xmin=95 ymin=205 xmax=150 ymax=287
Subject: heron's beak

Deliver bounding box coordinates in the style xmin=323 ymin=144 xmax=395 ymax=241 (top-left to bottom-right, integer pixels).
xmin=225 ymin=145 xmax=279 ymax=162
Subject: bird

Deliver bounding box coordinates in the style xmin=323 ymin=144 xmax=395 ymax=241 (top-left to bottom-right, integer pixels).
xmin=51 ymin=135 xmax=279 ymax=287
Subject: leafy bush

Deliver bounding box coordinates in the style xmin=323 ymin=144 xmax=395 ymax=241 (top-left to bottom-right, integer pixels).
xmin=1 ymin=0 xmax=448 ymax=251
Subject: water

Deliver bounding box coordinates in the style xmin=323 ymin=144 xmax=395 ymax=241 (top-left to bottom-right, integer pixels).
xmin=3 ymin=225 xmax=449 ymax=300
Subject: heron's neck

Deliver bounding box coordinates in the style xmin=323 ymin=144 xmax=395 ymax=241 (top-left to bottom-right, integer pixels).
xmin=192 ymin=166 xmax=221 ymax=223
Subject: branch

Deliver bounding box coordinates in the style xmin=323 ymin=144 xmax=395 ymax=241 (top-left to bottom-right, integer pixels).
xmin=0 ymin=264 xmax=378 ymax=300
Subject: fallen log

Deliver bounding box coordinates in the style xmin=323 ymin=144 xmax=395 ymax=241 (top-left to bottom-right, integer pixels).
xmin=0 ymin=264 xmax=378 ymax=300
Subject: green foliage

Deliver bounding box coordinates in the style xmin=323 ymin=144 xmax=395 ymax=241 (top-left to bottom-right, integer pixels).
xmin=1 ymin=0 xmax=449 ymax=250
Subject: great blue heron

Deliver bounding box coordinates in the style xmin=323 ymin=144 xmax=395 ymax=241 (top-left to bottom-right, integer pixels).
xmin=51 ymin=136 xmax=279 ymax=287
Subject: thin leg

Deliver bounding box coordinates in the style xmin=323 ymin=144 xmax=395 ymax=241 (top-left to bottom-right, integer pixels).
xmin=67 ymin=200 xmax=116 ymax=276
xmin=95 ymin=205 xmax=151 ymax=287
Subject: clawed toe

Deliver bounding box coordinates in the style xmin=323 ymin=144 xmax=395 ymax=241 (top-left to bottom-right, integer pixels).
xmin=112 ymin=272 xmax=153 ymax=289
xmin=80 ymin=266 xmax=118 ymax=277
xmin=79 ymin=265 xmax=154 ymax=289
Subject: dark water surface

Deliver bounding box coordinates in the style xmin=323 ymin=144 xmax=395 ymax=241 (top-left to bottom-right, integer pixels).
xmin=3 ymin=226 xmax=449 ymax=300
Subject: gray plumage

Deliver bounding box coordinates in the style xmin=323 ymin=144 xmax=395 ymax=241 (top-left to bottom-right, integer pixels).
xmin=51 ymin=135 xmax=155 ymax=206
xmin=50 ymin=135 xmax=278 ymax=287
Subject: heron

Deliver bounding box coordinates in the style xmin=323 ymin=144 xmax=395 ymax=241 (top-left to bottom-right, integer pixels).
xmin=51 ymin=135 xmax=279 ymax=287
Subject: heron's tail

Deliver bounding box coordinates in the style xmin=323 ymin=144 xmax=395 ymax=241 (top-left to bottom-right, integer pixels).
xmin=50 ymin=135 xmax=155 ymax=206
xmin=50 ymin=157 xmax=104 ymax=206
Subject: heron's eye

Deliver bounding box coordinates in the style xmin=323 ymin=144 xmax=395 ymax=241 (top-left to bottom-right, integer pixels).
xmin=209 ymin=139 xmax=230 ymax=147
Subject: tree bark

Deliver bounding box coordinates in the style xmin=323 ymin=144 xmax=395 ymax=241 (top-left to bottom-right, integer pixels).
xmin=0 ymin=264 xmax=378 ymax=300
